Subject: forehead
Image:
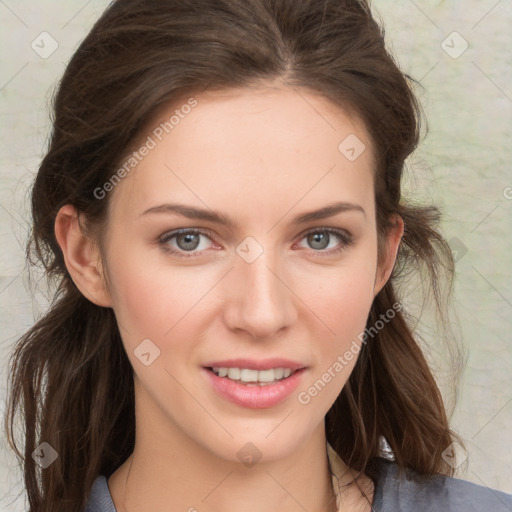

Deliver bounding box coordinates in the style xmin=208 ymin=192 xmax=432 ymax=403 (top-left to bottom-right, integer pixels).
xmin=107 ymin=84 xmax=376 ymax=224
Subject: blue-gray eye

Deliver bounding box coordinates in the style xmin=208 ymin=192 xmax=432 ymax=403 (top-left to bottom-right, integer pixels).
xmin=159 ymin=229 xmax=213 ymax=256
xmin=298 ymin=229 xmax=353 ymax=253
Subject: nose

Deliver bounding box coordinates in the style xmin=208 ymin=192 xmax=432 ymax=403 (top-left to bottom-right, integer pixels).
xmin=222 ymin=245 xmax=297 ymax=340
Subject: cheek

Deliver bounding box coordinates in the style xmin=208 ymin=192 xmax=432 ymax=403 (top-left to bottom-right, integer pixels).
xmin=106 ymin=230 xmax=378 ymax=351
xmin=331 ymin=270 xmax=375 ymax=328
xmin=298 ymin=248 xmax=377 ymax=386
xmin=318 ymin=275 xmax=375 ymax=365
xmin=302 ymin=250 xmax=377 ymax=333
xmin=108 ymin=265 xmax=165 ymax=338
xmin=296 ymin=266 xmax=376 ymax=407
xmin=103 ymin=246 xmax=175 ymax=343
xmin=105 ymin=246 xmax=219 ymax=352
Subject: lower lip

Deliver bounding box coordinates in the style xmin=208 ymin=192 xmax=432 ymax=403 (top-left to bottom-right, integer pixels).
xmin=202 ymin=367 xmax=306 ymax=409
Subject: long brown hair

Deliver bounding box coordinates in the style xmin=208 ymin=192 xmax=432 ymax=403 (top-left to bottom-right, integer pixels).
xmin=5 ymin=0 xmax=464 ymax=510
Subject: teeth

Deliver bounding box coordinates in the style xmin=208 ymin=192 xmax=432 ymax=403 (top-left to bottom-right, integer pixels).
xmin=257 ymin=369 xmax=277 ymax=382
xmin=227 ymin=368 xmax=240 ymax=380
xmin=211 ymin=367 xmax=296 ymax=384
xmin=240 ymin=369 xmax=258 ymax=382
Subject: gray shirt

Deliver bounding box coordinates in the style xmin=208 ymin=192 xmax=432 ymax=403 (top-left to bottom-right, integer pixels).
xmin=83 ymin=458 xmax=512 ymax=511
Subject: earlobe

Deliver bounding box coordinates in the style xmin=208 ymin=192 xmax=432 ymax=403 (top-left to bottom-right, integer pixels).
xmin=373 ymin=214 xmax=404 ymax=297
xmin=54 ymin=204 xmax=112 ymax=307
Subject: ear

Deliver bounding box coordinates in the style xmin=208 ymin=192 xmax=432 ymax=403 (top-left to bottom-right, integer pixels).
xmin=54 ymin=204 xmax=112 ymax=307
xmin=373 ymin=214 xmax=404 ymax=297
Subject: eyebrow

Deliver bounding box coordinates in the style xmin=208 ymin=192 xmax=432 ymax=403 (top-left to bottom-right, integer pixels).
xmin=140 ymin=201 xmax=366 ymax=228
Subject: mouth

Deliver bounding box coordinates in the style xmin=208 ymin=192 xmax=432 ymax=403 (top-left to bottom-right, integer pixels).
xmin=205 ymin=366 xmax=304 ymax=386
xmin=201 ymin=360 xmax=308 ymax=408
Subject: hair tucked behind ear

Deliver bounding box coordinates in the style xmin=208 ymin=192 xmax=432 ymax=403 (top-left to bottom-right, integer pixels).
xmin=5 ymin=0 xmax=464 ymax=510
xmin=326 ymin=203 xmax=463 ymax=481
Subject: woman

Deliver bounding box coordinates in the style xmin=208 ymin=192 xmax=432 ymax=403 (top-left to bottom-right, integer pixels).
xmin=5 ymin=0 xmax=512 ymax=511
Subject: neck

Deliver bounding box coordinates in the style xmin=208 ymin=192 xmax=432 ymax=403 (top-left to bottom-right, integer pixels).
xmin=108 ymin=392 xmax=340 ymax=512
xmin=108 ymin=380 xmax=374 ymax=512
xmin=110 ymin=437 xmax=336 ymax=512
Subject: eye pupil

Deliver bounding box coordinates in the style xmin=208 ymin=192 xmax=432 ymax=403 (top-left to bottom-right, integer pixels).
xmin=178 ymin=233 xmax=200 ymax=251
xmin=164 ymin=229 xmax=346 ymax=257
xmin=308 ymin=232 xmax=329 ymax=250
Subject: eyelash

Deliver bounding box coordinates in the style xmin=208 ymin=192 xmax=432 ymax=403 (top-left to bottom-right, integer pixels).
xmin=158 ymin=228 xmax=354 ymax=259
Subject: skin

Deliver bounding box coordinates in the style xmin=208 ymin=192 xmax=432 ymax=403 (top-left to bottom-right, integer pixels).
xmin=55 ymin=82 xmax=403 ymax=512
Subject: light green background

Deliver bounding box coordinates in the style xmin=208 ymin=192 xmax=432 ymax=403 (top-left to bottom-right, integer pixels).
xmin=1 ymin=1 xmax=511 ymax=510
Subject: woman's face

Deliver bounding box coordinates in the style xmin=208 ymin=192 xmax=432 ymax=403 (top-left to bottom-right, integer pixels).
xmin=99 ymin=83 xmax=399 ymax=463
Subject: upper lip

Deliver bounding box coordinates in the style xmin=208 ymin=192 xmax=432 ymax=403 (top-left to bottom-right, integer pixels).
xmin=203 ymin=358 xmax=307 ymax=371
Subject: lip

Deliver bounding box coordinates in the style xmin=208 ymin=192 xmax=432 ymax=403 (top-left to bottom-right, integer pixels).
xmin=202 ymin=358 xmax=306 ymax=371
xmin=202 ymin=366 xmax=307 ymax=409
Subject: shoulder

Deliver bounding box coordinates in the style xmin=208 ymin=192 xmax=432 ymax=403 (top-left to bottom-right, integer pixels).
xmin=83 ymin=463 xmax=512 ymax=512
xmin=83 ymin=475 xmax=117 ymax=512
xmin=373 ymin=458 xmax=512 ymax=512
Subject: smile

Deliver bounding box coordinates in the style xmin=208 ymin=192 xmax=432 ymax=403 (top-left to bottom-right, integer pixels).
xmin=202 ymin=366 xmax=307 ymax=408
xmin=209 ymin=367 xmax=295 ymax=385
